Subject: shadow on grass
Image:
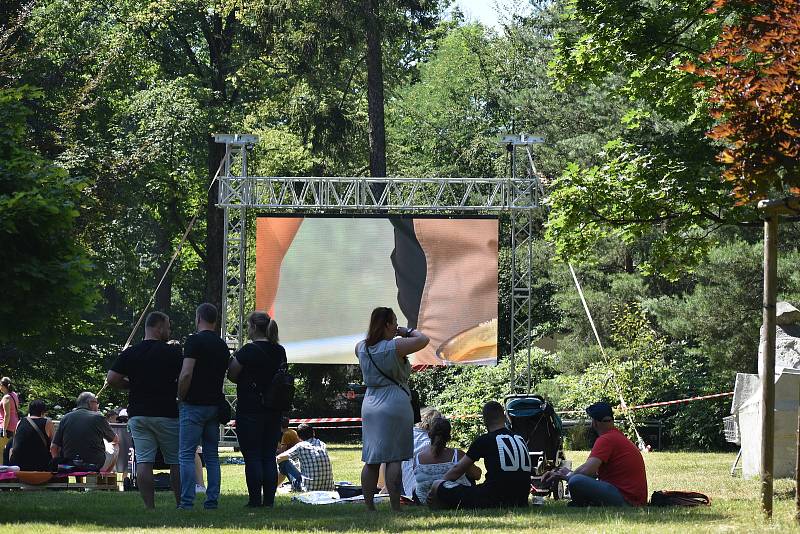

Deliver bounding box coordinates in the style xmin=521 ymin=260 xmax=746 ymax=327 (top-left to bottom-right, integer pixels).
xmin=1 ymin=491 xmax=728 ymax=532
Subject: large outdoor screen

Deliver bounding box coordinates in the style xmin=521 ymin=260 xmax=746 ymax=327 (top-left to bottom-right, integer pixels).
xmin=255 ymin=216 xmax=498 ymax=366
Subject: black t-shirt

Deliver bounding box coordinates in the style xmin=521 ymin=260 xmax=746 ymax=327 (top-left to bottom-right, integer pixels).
xmin=234 ymin=340 xmax=287 ymax=414
xmin=466 ymin=428 xmax=532 ymax=505
xmin=111 ymin=340 xmax=182 ymax=418
xmin=183 ymin=330 xmax=230 ymax=406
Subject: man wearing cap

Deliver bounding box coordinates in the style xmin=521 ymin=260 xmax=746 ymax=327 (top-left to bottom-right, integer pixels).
xmin=542 ymin=401 xmax=647 ymax=506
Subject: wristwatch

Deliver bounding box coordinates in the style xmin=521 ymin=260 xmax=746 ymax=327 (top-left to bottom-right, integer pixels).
xmin=406 ymin=328 xmax=415 ymax=337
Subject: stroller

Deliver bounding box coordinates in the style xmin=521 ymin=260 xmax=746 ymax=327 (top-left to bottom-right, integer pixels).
xmin=505 ymin=394 xmax=571 ymax=499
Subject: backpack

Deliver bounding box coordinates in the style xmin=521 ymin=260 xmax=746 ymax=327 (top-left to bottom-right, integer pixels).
xmin=249 ymin=342 xmax=294 ymax=412
xmin=265 ymin=362 xmax=294 ymax=411
xmin=650 ymin=490 xmax=710 ymax=507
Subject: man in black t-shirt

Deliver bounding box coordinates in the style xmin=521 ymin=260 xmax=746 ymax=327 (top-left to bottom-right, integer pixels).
xmin=107 ymin=311 xmax=182 ymax=509
xmin=431 ymin=401 xmax=531 ymax=508
xmin=176 ymin=303 xmax=230 ymax=510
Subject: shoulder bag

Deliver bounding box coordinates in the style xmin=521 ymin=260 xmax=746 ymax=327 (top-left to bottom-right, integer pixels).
xmin=24 ymin=416 xmax=49 ymax=449
xmin=365 ymin=345 xmax=420 ymax=419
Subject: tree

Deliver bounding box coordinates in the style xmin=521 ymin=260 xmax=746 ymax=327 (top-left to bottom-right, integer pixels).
xmin=544 ymin=0 xmax=766 ymax=278
xmin=364 ymin=0 xmax=388 ymax=179
xmin=0 ymin=86 xmax=94 ymax=343
xmin=684 ymin=0 xmax=800 ymax=202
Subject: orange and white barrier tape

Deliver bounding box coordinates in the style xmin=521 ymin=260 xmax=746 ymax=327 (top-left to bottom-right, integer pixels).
xmin=624 ymin=391 xmax=733 ymax=411
xmin=283 ymin=392 xmax=734 ymax=426
xmin=289 ymin=417 xmax=362 ymax=423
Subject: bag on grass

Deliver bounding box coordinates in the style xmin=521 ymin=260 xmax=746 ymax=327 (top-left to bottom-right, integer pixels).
xmin=650 ymin=490 xmax=710 ymax=506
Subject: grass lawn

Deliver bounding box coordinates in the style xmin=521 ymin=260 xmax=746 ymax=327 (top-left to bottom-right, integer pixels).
xmin=2 ymin=445 xmax=799 ymax=533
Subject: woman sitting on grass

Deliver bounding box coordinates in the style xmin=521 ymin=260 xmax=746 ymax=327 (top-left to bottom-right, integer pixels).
xmin=413 ymin=417 xmax=481 ymax=505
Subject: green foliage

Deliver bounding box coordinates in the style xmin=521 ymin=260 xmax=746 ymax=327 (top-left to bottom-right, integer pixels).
xmin=545 ymin=139 xmax=736 ymax=280
xmin=415 ymin=352 xmax=557 ymax=447
xmin=0 ymin=86 xmax=94 ymax=343
xmin=543 ymin=0 xmax=767 ymax=278
xmin=646 ymin=239 xmax=800 ymax=375
xmin=553 ymin=303 xmax=676 ymax=417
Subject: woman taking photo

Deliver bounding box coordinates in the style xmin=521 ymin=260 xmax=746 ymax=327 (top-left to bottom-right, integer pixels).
xmin=356 ymin=307 xmax=429 ymax=511
xmin=228 ymin=311 xmax=287 ymax=507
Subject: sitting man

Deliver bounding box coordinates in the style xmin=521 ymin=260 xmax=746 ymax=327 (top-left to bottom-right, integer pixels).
xmin=276 ymin=416 xmax=301 ymax=487
xmin=430 ymin=400 xmax=531 ymax=508
xmin=276 ymin=423 xmax=334 ymax=492
xmin=542 ymin=401 xmax=647 ymax=507
xmin=51 ymin=392 xmax=119 ymax=472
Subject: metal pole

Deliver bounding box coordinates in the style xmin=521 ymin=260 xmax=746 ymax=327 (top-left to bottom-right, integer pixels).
xmin=761 ymin=215 xmax=777 ymax=518
xmin=509 ymin=144 xmax=516 ymax=393
xmin=219 ymin=144 xmax=232 ymax=342
xmin=238 ymin=145 xmax=248 ymax=349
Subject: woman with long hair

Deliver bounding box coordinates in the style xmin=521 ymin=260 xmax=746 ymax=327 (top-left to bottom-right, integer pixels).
xmin=356 ymin=306 xmax=429 ymax=511
xmin=413 ymin=417 xmax=482 ymax=505
xmin=228 ymin=311 xmax=287 ymax=507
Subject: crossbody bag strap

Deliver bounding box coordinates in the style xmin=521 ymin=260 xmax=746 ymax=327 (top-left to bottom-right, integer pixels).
xmin=248 ymin=341 xmax=282 ymax=380
xmin=25 ymin=416 xmax=49 ymax=449
xmin=365 ymin=345 xmax=410 ymax=397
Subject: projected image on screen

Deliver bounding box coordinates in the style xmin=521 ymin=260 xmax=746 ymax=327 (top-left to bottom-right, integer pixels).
xmin=255 ymin=216 xmax=498 ymax=366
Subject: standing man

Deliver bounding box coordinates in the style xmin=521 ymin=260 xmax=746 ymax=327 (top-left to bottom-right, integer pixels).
xmin=542 ymin=401 xmax=648 ymax=507
xmin=177 ymin=303 xmax=230 ymax=510
xmin=107 ymin=311 xmax=182 ymax=509
xmin=430 ymin=401 xmax=531 ymax=508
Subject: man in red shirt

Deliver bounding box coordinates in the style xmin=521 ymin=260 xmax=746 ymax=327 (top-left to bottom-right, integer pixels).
xmin=542 ymin=402 xmax=647 ymax=506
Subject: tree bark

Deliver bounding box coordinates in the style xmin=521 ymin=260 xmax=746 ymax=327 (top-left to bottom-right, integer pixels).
xmin=364 ymin=0 xmax=387 ymax=183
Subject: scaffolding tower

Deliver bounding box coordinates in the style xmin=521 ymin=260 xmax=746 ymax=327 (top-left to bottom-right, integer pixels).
xmin=214 ymin=133 xmax=544 ymax=392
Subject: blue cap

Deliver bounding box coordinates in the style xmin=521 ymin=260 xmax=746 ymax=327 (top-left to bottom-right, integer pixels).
xmin=586 ymin=402 xmax=614 ymax=421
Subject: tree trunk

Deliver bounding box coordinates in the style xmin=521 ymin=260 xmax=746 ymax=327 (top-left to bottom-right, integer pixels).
xmin=205 ymin=136 xmax=225 ymax=326
xmin=364 ymin=0 xmax=387 ymax=183
xmin=154 ymin=227 xmax=173 ymax=313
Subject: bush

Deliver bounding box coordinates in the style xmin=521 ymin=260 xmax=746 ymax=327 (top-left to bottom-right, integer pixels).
xmin=415 ymin=350 xmax=558 ymax=447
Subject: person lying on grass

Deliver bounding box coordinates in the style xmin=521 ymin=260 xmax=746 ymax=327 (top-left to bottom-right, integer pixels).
xmin=541 ymin=401 xmax=648 ymax=507
xmin=429 ymin=401 xmax=531 ymax=509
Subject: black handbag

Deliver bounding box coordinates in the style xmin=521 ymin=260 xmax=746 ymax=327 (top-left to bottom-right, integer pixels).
xmin=250 ymin=342 xmax=294 ymax=411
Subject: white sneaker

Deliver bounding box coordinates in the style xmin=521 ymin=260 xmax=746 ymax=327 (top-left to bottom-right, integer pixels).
xmin=195 ymin=484 xmax=206 ymax=494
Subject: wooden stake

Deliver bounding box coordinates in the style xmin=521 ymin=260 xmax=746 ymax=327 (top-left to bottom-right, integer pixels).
xmin=796 ymin=382 xmax=800 ymax=523
xmin=761 ymin=215 xmax=777 ymax=518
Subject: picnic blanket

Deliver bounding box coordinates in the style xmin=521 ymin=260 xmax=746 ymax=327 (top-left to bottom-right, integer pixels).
xmin=0 ymin=470 xmax=111 ymax=482
xmin=291 ymin=492 xmax=415 ymax=505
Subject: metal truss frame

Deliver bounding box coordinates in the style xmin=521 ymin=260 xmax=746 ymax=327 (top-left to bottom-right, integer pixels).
xmin=215 ymin=134 xmax=543 ymax=393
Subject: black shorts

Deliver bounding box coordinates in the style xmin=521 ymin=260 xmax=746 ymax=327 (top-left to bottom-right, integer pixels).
xmin=436 ymin=482 xmax=529 ymax=509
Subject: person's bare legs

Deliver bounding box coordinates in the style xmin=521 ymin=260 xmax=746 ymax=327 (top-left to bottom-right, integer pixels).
xmin=377 ymin=463 xmax=388 ymax=494
xmin=194 ymin=448 xmax=205 ymax=488
xmin=384 ymin=461 xmax=403 ymax=512
xmin=136 ymin=463 xmax=155 ymax=509
xmin=361 ymin=463 xmax=380 ymax=511
xmin=169 ymin=464 xmax=181 ymax=506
